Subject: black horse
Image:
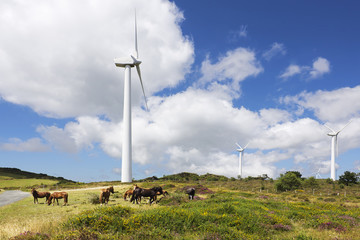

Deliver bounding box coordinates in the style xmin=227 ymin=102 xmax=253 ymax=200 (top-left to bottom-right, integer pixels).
xmin=186 ymin=188 xmax=195 ymax=200
xmin=131 ymin=186 xmax=158 ymax=205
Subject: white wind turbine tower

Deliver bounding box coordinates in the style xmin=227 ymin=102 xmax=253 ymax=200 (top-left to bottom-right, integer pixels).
xmin=236 ymin=142 xmax=249 ymax=178
xmin=324 ymin=121 xmax=352 ymax=181
xmin=114 ymin=12 xmax=148 ymax=183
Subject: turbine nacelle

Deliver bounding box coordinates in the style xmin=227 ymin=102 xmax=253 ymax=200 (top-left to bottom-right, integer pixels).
xmin=236 ymin=142 xmax=249 ymax=152
xmin=114 ymin=56 xmax=142 ymax=68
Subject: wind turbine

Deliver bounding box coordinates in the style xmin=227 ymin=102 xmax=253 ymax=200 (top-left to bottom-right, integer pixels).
xmin=236 ymin=142 xmax=249 ymax=178
xmin=314 ymin=168 xmax=322 ymax=179
xmin=324 ymin=121 xmax=352 ymax=181
xmin=114 ymin=12 xmax=148 ymax=183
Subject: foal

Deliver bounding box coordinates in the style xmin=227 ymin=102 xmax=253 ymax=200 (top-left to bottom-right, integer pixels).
xmin=100 ymin=186 xmax=115 ymax=205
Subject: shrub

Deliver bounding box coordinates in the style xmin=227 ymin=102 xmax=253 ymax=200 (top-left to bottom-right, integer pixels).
xmin=303 ymin=177 xmax=319 ymax=189
xmin=339 ymin=171 xmax=358 ymax=186
xmin=87 ymin=193 xmax=100 ymax=204
xmin=10 ymin=231 xmax=50 ymax=240
xmin=276 ymin=172 xmax=302 ymax=192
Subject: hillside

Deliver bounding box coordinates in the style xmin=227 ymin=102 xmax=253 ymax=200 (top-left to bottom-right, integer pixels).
xmin=0 ymin=167 xmax=76 ymax=190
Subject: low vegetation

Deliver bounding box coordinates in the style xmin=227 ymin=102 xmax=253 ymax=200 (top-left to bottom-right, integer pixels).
xmin=1 ymin=170 xmax=360 ymax=239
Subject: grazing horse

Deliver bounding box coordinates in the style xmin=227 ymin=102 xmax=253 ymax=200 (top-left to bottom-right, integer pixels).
xmin=100 ymin=186 xmax=115 ymax=205
xmin=131 ymin=186 xmax=157 ymax=205
xmin=48 ymin=192 xmax=68 ymax=206
xmin=186 ymin=188 xmax=195 ymax=200
xmin=123 ymin=189 xmax=133 ymax=201
xmin=31 ymin=188 xmax=50 ymax=204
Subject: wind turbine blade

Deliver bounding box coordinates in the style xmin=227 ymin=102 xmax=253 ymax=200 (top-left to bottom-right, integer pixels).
xmin=136 ymin=65 xmax=148 ymax=111
xmin=235 ymin=143 xmax=242 ymax=149
xmin=134 ymin=10 xmax=139 ymax=59
xmin=244 ymin=142 xmax=249 ymax=149
xmin=324 ymin=124 xmax=336 ymax=133
xmin=338 ymin=120 xmax=352 ymax=134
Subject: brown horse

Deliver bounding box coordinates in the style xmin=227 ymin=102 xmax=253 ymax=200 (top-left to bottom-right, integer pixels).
xmin=99 ymin=186 xmax=115 ymax=205
xmin=48 ymin=192 xmax=68 ymax=206
xmin=123 ymin=189 xmax=133 ymax=201
xmin=31 ymin=188 xmax=50 ymax=204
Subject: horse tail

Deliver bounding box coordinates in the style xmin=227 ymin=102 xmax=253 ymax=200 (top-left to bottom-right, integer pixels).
xmin=64 ymin=193 xmax=68 ymax=205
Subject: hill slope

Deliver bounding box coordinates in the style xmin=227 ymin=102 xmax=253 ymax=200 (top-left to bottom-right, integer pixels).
xmin=0 ymin=167 xmax=75 ymax=183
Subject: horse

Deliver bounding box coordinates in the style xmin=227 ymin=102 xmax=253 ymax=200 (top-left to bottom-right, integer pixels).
xmin=100 ymin=186 xmax=115 ymax=205
xmin=31 ymin=188 xmax=50 ymax=204
xmin=48 ymin=192 xmax=68 ymax=206
xmin=123 ymin=189 xmax=133 ymax=201
xmin=131 ymin=186 xmax=157 ymax=205
xmin=186 ymin=188 xmax=195 ymax=200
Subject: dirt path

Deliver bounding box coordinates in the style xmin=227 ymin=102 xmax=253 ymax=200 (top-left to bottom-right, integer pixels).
xmin=0 ymin=190 xmax=30 ymax=207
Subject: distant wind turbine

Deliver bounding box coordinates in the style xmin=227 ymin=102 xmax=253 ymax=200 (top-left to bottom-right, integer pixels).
xmin=114 ymin=12 xmax=148 ymax=183
xmin=236 ymin=142 xmax=249 ymax=178
xmin=314 ymin=168 xmax=322 ymax=179
xmin=324 ymin=121 xmax=352 ymax=181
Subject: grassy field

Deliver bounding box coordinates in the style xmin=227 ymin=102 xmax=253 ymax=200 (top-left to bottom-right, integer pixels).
xmin=0 ymin=178 xmax=59 ymax=189
xmin=1 ymin=179 xmax=360 ymax=240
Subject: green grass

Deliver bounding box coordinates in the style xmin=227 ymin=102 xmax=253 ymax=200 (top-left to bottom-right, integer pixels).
xmin=1 ymin=178 xmax=360 ymax=239
xmin=53 ymin=191 xmax=360 ymax=240
xmin=0 ymin=179 xmax=59 ymax=189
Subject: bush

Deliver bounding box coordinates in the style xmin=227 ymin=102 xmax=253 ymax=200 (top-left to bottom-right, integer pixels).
xmin=10 ymin=231 xmax=50 ymax=240
xmin=303 ymin=177 xmax=319 ymax=189
xmin=87 ymin=193 xmax=100 ymax=204
xmin=339 ymin=171 xmax=358 ymax=186
xmin=275 ymin=172 xmax=302 ymax=192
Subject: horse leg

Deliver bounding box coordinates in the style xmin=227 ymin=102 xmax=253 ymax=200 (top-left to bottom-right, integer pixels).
xmin=56 ymin=198 xmax=59 ymax=205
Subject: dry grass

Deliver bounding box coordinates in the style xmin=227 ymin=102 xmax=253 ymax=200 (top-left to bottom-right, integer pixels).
xmin=0 ymin=184 xmax=136 ymax=239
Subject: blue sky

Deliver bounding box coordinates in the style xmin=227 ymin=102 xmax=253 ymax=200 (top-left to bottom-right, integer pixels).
xmin=0 ymin=0 xmax=359 ymax=182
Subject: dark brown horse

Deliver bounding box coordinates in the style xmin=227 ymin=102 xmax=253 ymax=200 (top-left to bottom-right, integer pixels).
xmin=100 ymin=186 xmax=115 ymax=205
xmin=131 ymin=186 xmax=157 ymax=205
xmin=31 ymin=188 xmax=50 ymax=204
xmin=48 ymin=192 xmax=68 ymax=206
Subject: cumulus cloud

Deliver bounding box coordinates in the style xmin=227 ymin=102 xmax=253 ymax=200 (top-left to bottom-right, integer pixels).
xmin=279 ymin=64 xmax=302 ymax=79
xmin=309 ymin=57 xmax=330 ymax=79
xmin=199 ymin=48 xmax=263 ymax=90
xmin=0 ymin=138 xmax=49 ymax=152
xmin=281 ymin=85 xmax=360 ymax=122
xmin=279 ymin=57 xmax=330 ymax=80
xmin=262 ymin=42 xmax=286 ymax=61
xmin=0 ymin=0 xmax=193 ymax=120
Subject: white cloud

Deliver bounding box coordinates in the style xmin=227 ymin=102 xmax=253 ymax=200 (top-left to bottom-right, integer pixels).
xmin=228 ymin=25 xmax=248 ymax=41
xmin=199 ymin=48 xmax=263 ymax=90
xmin=262 ymin=42 xmax=286 ymax=61
xmin=309 ymin=57 xmax=330 ymax=79
xmin=279 ymin=64 xmax=302 ymax=79
xmin=0 ymin=0 xmax=193 ymax=120
xmin=0 ymin=138 xmax=49 ymax=152
xmin=281 ymin=85 xmax=360 ymax=122
xmin=34 ymin=83 xmax=360 ymax=179
xmin=280 ymin=57 xmax=330 ymax=80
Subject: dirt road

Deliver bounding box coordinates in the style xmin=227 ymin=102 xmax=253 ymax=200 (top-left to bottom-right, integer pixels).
xmin=0 ymin=190 xmax=30 ymax=207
